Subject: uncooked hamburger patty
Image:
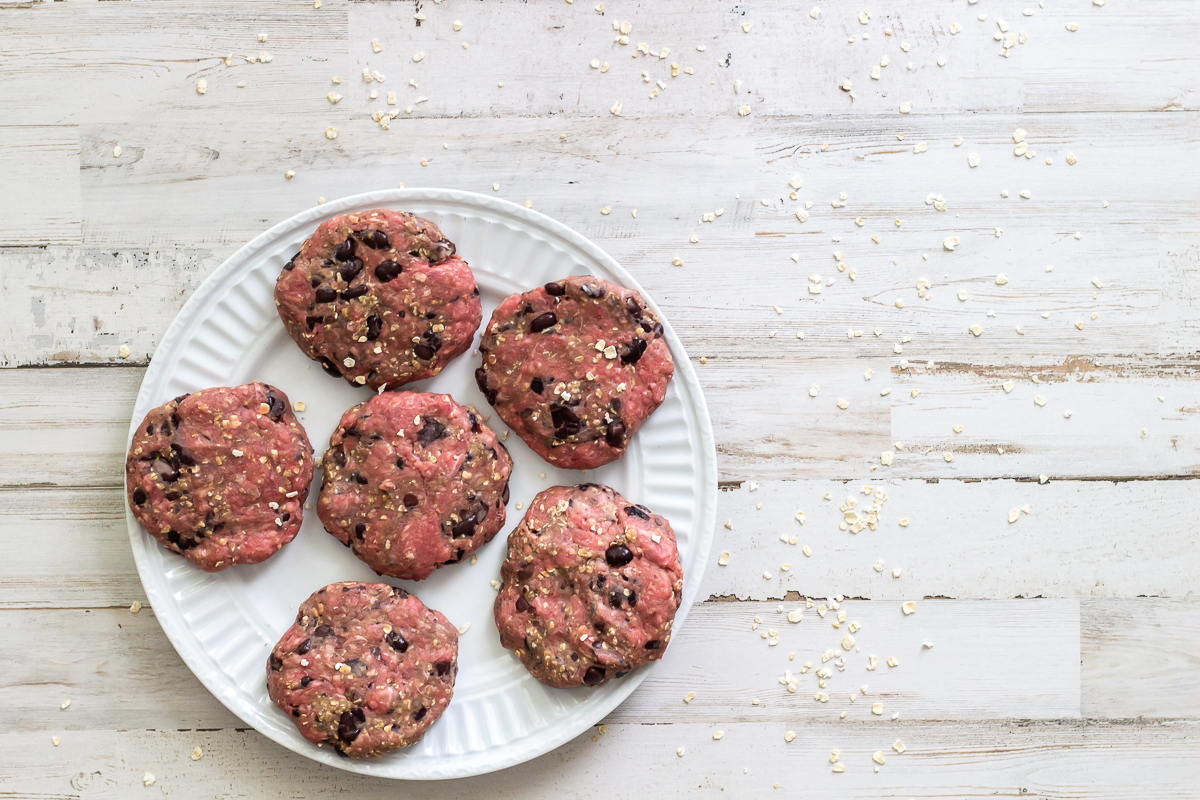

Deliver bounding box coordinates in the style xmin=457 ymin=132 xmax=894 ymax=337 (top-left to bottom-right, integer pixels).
xmin=493 ymin=484 xmax=683 ymax=688
xmin=267 ymin=582 xmax=458 ymax=758
xmin=125 ymin=383 xmax=314 ymax=572
xmin=475 ymin=276 xmax=673 ymax=470
xmin=318 ymin=391 xmax=513 ymax=581
xmin=274 ymin=208 xmax=482 ymax=390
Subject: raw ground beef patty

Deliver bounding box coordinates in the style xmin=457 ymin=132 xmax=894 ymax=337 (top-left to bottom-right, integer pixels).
xmin=493 ymin=484 xmax=683 ymax=688
xmin=125 ymin=383 xmax=314 ymax=572
xmin=318 ymin=391 xmax=513 ymax=581
xmin=267 ymin=582 xmax=458 ymax=758
xmin=275 ymin=208 xmax=482 ymax=390
xmin=475 ymin=276 xmax=674 ymax=470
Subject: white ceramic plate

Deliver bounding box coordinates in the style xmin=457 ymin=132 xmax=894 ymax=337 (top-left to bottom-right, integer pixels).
xmin=126 ymin=189 xmax=717 ymax=779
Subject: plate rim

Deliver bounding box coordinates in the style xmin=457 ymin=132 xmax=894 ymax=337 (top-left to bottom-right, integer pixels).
xmin=125 ymin=188 xmax=717 ymax=779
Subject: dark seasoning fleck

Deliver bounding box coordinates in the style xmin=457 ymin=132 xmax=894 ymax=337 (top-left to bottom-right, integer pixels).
xmin=476 ymin=276 xmax=673 ymax=470
xmin=266 ymin=582 xmax=458 ymax=759
xmin=317 ymin=391 xmax=513 ymax=581
xmin=274 ymin=209 xmax=481 ymax=391
xmin=125 ymin=383 xmax=314 ymax=572
xmin=494 ymin=484 xmax=684 ymax=689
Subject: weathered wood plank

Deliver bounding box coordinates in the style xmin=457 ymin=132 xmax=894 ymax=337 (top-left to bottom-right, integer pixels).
xmin=0 ymin=362 xmax=1195 ymax=492
xmin=2 ymin=113 xmax=755 ymax=362
xmin=4 ymin=477 xmax=1197 ymax=610
xmin=0 ymin=0 xmax=349 ymax=126
xmin=0 ymin=606 xmax=238 ymax=732
xmin=702 ymin=478 xmax=1200 ymax=602
xmin=883 ymin=355 xmax=1200 ymax=479
xmin=1 ymin=0 xmax=1197 ymax=791
xmin=750 ymin=110 xmax=1200 ymax=363
xmin=0 ymin=487 xmax=142 ymax=609
xmin=744 ymin=1 xmax=1200 ymax=116
xmin=1082 ymin=599 xmax=1200 ymax=719
xmin=0 ymin=248 xmax=217 ymax=366
xmin=349 ymin=0 xmax=1200 ymax=118
xmin=0 ymin=599 xmax=1081 ymax=731
xmin=0 ymin=368 xmax=141 ymax=488
xmin=755 ymin=111 xmax=1199 ymax=227
xmin=621 ymin=598 xmax=1083 ymax=724
xmin=0 ymin=126 xmax=81 ymax=245
xmin=1160 ymin=236 xmax=1200 ymax=352
xmin=704 ymin=354 xmax=1200 ymax=480
xmin=4 ymin=0 xmax=1193 ymax=128
xmin=1 ymin=110 xmax=1196 ymax=367
xmin=74 ymin=114 xmax=753 ymax=245
xmin=3 ymin=721 xmax=1195 ymax=798
xmin=14 ymin=599 xmax=1196 ymax=729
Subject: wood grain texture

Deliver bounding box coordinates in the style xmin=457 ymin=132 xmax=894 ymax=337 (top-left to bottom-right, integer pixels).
xmin=1081 ymin=599 xmax=1200 ymax=719
xmin=1 ymin=359 xmax=1196 ymax=488
xmin=0 ymin=599 xmax=1082 ymax=731
xmin=3 ymin=110 xmax=1198 ymax=363
xmin=0 ymin=127 xmax=81 ymax=245
xmin=702 ymin=354 xmax=1200 ymax=479
xmin=2 ymin=0 xmax=1199 ymax=792
xmin=2 ymin=722 xmax=1196 ymax=799
xmin=1 ymin=597 xmax=1194 ymax=729
xmin=621 ymin=598 xmax=1085 ymax=723
xmin=0 ymin=368 xmax=140 ymax=489
xmin=0 ymin=0 xmax=350 ymax=126
xmin=4 ymin=0 xmax=1193 ymax=127
xmin=9 ymin=108 xmax=1200 ymax=362
xmin=349 ymin=0 xmax=1200 ymax=119
xmin=701 ymin=478 xmax=1200 ymax=602
xmin=3 ymin=479 xmax=1196 ymax=610
xmin=74 ymin=114 xmax=751 ymax=246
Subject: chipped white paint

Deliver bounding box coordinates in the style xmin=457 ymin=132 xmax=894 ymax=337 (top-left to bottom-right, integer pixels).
xmin=1 ymin=364 xmax=1195 ymax=485
xmin=3 ymin=722 xmax=1196 ymax=797
xmin=0 ymin=0 xmax=1198 ymax=793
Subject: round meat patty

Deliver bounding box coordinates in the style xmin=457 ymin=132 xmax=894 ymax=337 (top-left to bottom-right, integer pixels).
xmin=275 ymin=208 xmax=482 ymax=390
xmin=125 ymin=383 xmax=314 ymax=572
xmin=267 ymin=581 xmax=458 ymax=758
xmin=318 ymin=391 xmax=513 ymax=581
xmin=493 ymin=483 xmax=683 ymax=688
xmin=475 ymin=276 xmax=674 ymax=470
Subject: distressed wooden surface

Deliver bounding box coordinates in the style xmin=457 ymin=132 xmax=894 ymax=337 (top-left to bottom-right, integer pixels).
xmin=5 ymin=597 xmax=1190 ymax=729
xmin=6 ymin=110 xmax=1199 ymax=363
xmin=1 ymin=0 xmax=1198 ymax=796
xmin=2 ymin=362 xmax=1197 ymax=484
xmin=6 ymin=722 xmax=1198 ymax=799
xmin=0 ymin=599 xmax=1085 ymax=730
xmin=0 ymin=127 xmax=81 ymax=245
xmin=3 ymin=476 xmax=1198 ymax=610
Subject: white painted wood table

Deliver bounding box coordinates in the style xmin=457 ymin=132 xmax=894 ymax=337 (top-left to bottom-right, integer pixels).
xmin=2 ymin=0 xmax=1197 ymax=796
